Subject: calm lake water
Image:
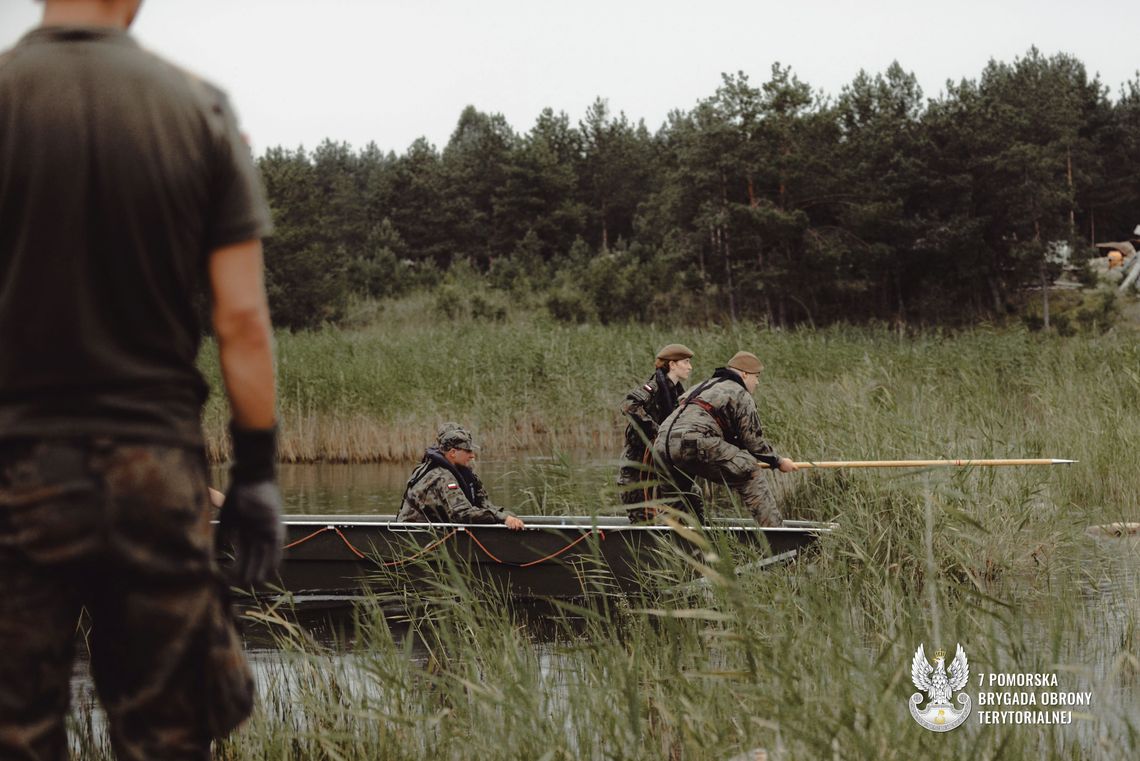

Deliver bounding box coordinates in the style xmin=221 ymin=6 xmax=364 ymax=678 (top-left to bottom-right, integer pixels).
xmin=220 ymin=453 xmax=622 ymax=517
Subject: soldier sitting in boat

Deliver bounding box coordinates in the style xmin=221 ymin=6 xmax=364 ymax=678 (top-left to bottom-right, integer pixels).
xmin=652 ymin=351 xmax=798 ymax=526
xmin=398 ymin=423 xmax=525 ymax=529
xmin=617 ymin=343 xmax=694 ymax=521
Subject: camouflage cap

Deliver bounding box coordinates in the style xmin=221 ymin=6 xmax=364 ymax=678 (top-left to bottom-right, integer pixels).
xmin=726 ymin=350 xmax=764 ymax=374
xmin=437 ymin=422 xmax=478 ymax=451
xmin=655 ymin=343 xmax=694 ymax=362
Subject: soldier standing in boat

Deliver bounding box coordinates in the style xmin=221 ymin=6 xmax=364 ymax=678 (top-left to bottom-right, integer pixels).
xmin=652 ymin=351 xmax=798 ymax=526
xmin=399 ymin=424 xmax=525 ymax=529
xmin=617 ymin=343 xmax=694 ymax=520
xmin=0 ymin=0 xmax=283 ymax=757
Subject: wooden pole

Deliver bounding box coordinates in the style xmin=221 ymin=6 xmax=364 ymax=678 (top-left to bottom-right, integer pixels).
xmin=763 ymin=458 xmax=1076 ymax=470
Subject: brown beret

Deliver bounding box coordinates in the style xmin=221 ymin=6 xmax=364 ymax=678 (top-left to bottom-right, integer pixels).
xmin=726 ymin=351 xmax=763 ymax=374
xmin=655 ymin=343 xmax=694 ymax=362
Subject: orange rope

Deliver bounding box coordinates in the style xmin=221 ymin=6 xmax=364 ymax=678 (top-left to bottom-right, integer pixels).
xmin=284 ymin=524 xmax=604 ymax=570
xmin=466 ymin=531 xmax=504 ymax=562
xmin=519 ymin=529 xmax=604 ymax=567
xmin=282 ymin=525 xmax=459 ymax=567
xmin=381 ymin=529 xmax=459 ymax=567
xmin=284 ymin=526 xmax=331 ymax=549
xmin=333 ymin=527 xmax=368 ymax=559
xmin=466 ymin=529 xmax=605 ymax=567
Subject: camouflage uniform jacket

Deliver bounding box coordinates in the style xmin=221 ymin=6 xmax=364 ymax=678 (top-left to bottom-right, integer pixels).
xmin=656 ymin=368 xmax=779 ymax=466
xmin=397 ymin=448 xmax=514 ymax=524
xmin=621 ymin=369 xmax=684 ymax=451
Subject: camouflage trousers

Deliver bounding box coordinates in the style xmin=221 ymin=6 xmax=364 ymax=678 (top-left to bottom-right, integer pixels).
xmin=652 ymin=432 xmax=782 ymax=527
xmin=616 ymin=442 xmax=655 ymax=509
xmin=0 ymin=438 xmax=253 ymax=761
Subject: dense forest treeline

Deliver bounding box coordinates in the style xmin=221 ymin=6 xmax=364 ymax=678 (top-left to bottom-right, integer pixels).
xmin=257 ymin=49 xmax=1140 ymax=329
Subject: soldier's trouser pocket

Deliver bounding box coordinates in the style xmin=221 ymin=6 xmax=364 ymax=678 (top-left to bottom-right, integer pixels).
xmin=203 ymin=583 xmax=256 ymax=738
xmin=699 ymin=438 xmax=756 ymax=481
xmin=679 ymin=432 xmax=704 ymax=460
xmin=723 ymin=449 xmax=759 ymax=481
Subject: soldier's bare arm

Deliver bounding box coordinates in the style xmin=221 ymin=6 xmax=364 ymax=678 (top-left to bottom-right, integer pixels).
xmin=210 ymin=239 xmax=275 ymax=428
xmin=210 ymin=238 xmax=283 ymax=585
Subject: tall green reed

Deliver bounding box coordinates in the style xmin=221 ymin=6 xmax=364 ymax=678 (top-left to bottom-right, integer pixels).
xmin=199 ymin=298 xmax=1140 ymax=474
xmin=210 ymin=484 xmax=1135 ymax=760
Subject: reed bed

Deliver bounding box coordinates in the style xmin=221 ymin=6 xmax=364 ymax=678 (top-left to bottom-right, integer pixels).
xmin=201 ymin=296 xmax=1140 ymax=477
xmin=190 ymin=493 xmax=1137 ymax=761
xmin=68 ymin=446 xmax=1138 ymax=758
xmin=132 ymin=300 xmax=1140 ymax=759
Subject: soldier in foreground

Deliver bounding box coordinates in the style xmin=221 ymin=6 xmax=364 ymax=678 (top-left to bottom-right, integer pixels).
xmin=617 ymin=343 xmax=694 ymax=521
xmin=0 ymin=1 xmax=282 ymax=758
xmin=399 ymin=424 xmax=525 ymax=529
xmin=652 ymin=351 xmax=798 ymax=526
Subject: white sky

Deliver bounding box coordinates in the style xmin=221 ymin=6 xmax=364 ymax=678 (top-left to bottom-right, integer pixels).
xmin=3 ymin=0 xmax=1139 ymax=156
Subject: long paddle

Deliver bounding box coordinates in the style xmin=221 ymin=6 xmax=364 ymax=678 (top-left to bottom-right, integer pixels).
xmin=762 ymin=458 xmax=1076 ymax=469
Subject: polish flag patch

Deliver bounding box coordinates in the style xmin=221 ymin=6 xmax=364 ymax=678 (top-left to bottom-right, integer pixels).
xmin=446 ymin=483 xmax=459 ymax=490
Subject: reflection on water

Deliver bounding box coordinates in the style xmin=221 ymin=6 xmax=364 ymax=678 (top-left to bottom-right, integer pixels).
xmin=211 ymin=452 xmax=621 ymax=516
xmin=1075 ymin=536 xmax=1140 ymax=738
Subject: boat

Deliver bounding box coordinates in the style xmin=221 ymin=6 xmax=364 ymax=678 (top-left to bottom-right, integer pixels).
xmin=265 ymin=514 xmax=834 ymax=599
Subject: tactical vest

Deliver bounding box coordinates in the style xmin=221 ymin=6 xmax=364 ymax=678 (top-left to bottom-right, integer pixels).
xmin=401 ymin=448 xmax=480 ymax=510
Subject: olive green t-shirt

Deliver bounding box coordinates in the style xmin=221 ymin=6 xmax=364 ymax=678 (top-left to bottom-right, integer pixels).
xmin=0 ymin=27 xmax=272 ymax=446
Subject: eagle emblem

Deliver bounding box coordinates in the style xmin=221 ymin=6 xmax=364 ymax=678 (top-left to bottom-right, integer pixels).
xmin=908 ymin=643 xmax=971 ymax=731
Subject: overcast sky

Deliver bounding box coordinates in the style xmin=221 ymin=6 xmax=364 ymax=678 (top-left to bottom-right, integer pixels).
xmin=3 ymin=0 xmax=1139 ymax=156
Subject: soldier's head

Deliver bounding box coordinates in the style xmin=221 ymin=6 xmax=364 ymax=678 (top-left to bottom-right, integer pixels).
xmin=438 ymin=424 xmax=478 ymax=466
xmin=654 ymin=343 xmax=694 ymax=381
xmin=726 ymin=351 xmax=764 ymax=393
xmin=40 ymin=0 xmax=144 ymax=29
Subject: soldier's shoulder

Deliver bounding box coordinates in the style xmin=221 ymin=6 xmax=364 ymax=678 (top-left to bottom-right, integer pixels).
xmin=625 ymin=379 xmax=655 ymax=400
xmin=705 ymin=378 xmax=749 ymax=402
xmin=410 ymin=465 xmax=449 ymax=489
xmin=722 ymin=383 xmax=758 ymax=412
xmin=132 ymin=50 xmax=242 ymax=139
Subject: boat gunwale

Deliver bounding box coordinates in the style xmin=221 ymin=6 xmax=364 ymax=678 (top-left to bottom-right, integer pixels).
xmin=281 ymin=515 xmax=837 ymax=534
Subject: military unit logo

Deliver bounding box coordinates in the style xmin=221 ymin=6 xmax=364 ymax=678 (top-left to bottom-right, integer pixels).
xmin=909 ymin=643 xmax=971 ymax=731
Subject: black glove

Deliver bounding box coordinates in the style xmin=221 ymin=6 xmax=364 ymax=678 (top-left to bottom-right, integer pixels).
xmin=756 ymin=453 xmax=781 ymax=470
xmin=218 ymin=423 xmax=284 ymax=586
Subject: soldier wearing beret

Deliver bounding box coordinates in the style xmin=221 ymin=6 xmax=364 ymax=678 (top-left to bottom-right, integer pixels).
xmin=617 ymin=343 xmax=694 ymax=519
xmin=398 ymin=423 xmax=525 ymax=529
xmin=651 ymin=351 xmax=797 ymax=526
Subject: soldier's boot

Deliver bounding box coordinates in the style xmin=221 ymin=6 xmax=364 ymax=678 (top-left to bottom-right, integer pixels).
xmin=619 ymin=462 xmax=658 ymax=522
xmin=644 ymin=463 xmax=687 ymax=522
xmin=684 ymin=479 xmax=706 ymax=524
xmin=619 ymin=456 xmax=657 ymax=506
xmin=664 ymin=471 xmax=705 ymax=525
xmin=740 ymin=470 xmax=782 ymax=527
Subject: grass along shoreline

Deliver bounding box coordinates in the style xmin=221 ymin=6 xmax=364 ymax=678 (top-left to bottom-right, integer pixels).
xmin=203 ymin=295 xmax=1139 ymax=480
xmin=212 ymin=469 xmax=1137 ymax=759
